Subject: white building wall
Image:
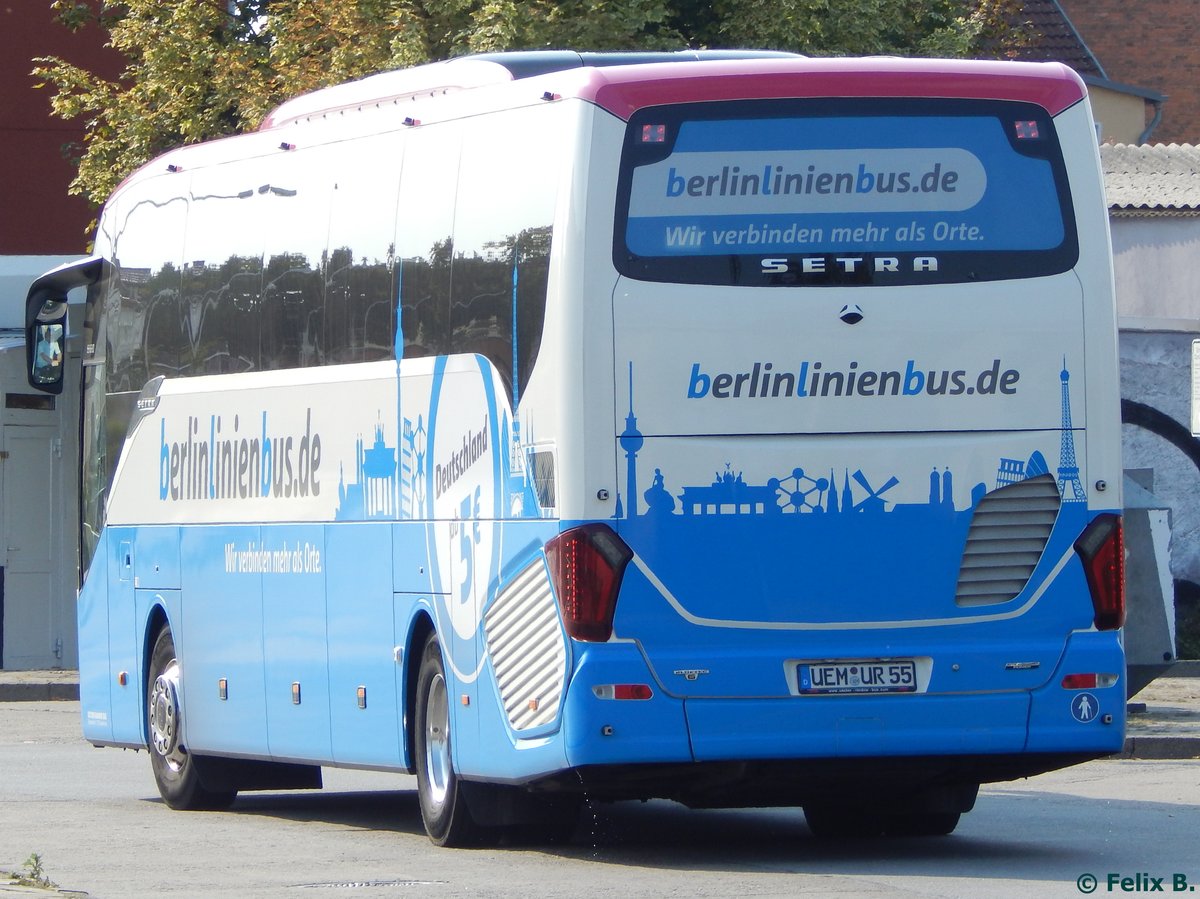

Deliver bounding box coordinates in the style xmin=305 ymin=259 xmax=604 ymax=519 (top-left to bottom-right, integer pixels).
xmin=1114 ymin=218 xmax=1200 ymax=329
xmin=1113 ymin=217 xmax=1200 ymax=587
xmin=0 ymin=255 xmax=82 ymax=669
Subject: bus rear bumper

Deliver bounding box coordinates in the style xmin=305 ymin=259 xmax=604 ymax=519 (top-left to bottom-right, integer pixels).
xmin=1025 ymin=630 xmax=1127 ymax=754
xmin=686 ymin=692 xmax=1033 ymax=760
xmin=562 ymin=644 xmax=694 ymax=768
xmin=685 ymin=634 xmax=1126 ymax=760
xmin=561 ymin=635 xmax=1126 ymax=772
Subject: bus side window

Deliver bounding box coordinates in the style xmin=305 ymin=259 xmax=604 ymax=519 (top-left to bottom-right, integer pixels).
xmin=324 ymin=132 xmax=401 ymax=365
xmin=110 ymin=188 xmax=186 ymax=389
xmin=450 ymin=108 xmax=561 ymax=404
xmin=396 ymin=123 xmax=462 ymax=362
xmin=262 ymin=147 xmax=331 ymax=371
xmin=261 ymin=263 xmax=323 ymax=370
xmin=185 ymin=165 xmax=266 ymax=375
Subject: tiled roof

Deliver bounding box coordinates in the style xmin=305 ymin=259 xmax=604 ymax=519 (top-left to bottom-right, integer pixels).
xmin=1101 ymin=143 xmax=1200 ymax=215
xmin=1004 ymin=0 xmax=1104 ymax=77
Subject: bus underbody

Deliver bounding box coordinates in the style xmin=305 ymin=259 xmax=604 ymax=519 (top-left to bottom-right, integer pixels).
xmin=527 ymin=751 xmax=1103 ymax=808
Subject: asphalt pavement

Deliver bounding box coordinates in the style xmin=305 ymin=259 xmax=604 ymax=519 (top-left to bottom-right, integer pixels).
xmin=1 ymin=664 xmax=1198 ymax=759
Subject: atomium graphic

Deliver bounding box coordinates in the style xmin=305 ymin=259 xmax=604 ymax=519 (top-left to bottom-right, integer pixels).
xmin=774 ymin=467 xmax=829 ymax=513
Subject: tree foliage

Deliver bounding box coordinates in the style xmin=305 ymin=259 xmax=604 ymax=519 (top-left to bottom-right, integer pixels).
xmin=35 ymin=0 xmax=1026 ymax=207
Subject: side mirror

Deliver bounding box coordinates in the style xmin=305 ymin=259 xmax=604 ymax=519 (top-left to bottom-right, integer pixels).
xmin=23 ymin=256 xmax=110 ymax=395
xmin=27 ymin=299 xmax=68 ymax=395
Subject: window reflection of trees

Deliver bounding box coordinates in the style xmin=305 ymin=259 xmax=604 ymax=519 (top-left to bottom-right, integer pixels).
xmin=180 ymin=254 xmax=263 ymax=376
xmin=262 ymin=254 xmax=324 ymax=369
xmin=325 ymin=245 xmax=396 ymax=365
xmin=112 ymin=227 xmax=551 ymax=408
xmin=445 ymin=225 xmax=551 ymax=402
xmin=107 ymin=113 xmax=560 ymax=406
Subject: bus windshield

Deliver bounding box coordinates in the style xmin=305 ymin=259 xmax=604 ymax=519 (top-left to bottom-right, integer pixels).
xmin=616 ymin=98 xmax=1077 ymax=286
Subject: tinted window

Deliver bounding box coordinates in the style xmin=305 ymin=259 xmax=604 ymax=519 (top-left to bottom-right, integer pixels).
xmin=108 ymin=181 xmax=187 ymax=391
xmin=616 ymin=98 xmax=1078 ymax=286
xmin=396 ymin=122 xmax=460 ymax=362
xmin=451 ymin=106 xmax=560 ymax=402
xmin=326 ymin=134 xmax=401 ymax=365
xmin=261 ymin=148 xmax=331 ymax=370
xmin=184 ymin=163 xmax=266 ymax=374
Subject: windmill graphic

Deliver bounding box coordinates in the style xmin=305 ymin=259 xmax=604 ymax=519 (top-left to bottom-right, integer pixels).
xmin=852 ymin=469 xmax=899 ymax=513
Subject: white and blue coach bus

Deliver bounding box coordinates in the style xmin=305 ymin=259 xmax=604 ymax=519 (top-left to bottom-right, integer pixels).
xmin=25 ymin=50 xmax=1125 ymax=844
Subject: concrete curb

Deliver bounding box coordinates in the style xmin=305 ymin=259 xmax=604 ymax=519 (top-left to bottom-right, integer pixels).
xmin=0 ymin=682 xmax=79 ymax=702
xmin=1168 ymin=660 xmax=1200 ymax=677
xmin=1120 ymin=735 xmax=1200 ymax=760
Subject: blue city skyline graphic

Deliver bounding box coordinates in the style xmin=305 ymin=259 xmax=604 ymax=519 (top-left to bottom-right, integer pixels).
xmin=618 ymin=360 xmax=1086 ymax=522
xmin=615 ymin=359 xmax=1088 ymax=623
xmin=329 ymin=358 xmax=1086 ymax=530
xmin=334 ymin=390 xmax=548 ymax=522
xmin=335 ymin=418 xmax=400 ymax=521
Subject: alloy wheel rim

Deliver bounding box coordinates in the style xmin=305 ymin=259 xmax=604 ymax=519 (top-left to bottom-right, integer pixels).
xmin=150 ymin=659 xmax=186 ymax=772
xmin=424 ymin=672 xmax=450 ymax=808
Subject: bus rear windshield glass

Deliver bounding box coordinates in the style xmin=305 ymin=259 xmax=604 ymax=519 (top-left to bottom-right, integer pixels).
xmin=615 ymin=99 xmax=1078 ymax=286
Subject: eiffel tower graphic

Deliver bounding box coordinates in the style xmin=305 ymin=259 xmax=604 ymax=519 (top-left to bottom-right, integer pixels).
xmin=1057 ymin=360 xmax=1086 ymax=503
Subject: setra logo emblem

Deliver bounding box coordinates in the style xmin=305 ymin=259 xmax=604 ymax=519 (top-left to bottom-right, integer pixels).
xmin=673 ymin=669 xmax=710 ymax=681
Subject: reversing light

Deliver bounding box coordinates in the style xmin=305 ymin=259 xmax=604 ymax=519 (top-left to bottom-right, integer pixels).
xmin=1074 ymin=514 xmax=1126 ymax=630
xmin=544 ymin=523 xmax=633 ymax=642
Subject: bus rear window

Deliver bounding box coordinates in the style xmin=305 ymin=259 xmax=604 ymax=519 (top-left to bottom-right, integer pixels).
xmin=614 ymin=98 xmax=1078 ymax=286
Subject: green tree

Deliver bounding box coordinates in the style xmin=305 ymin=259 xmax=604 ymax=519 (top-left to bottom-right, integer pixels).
xmin=35 ymin=0 xmax=1025 ymax=208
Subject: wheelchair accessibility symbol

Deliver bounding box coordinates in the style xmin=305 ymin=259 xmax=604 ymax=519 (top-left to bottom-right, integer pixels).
xmin=1070 ymin=692 xmax=1099 ymax=723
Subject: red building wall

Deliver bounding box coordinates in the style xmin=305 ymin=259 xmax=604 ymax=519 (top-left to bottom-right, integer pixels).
xmin=0 ymin=6 xmax=123 ymax=254
xmin=1060 ymin=0 xmax=1200 ymax=145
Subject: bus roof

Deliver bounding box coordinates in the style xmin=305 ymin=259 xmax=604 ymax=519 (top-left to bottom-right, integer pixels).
xmin=259 ymin=50 xmax=799 ymax=130
xmin=115 ymin=52 xmax=1088 ymax=201
xmin=578 ymin=56 xmax=1088 ymax=119
xmin=260 ymin=52 xmax=1087 ymax=131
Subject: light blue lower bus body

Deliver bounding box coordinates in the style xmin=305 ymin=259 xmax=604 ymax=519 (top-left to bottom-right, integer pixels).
xmin=77 ymin=506 xmax=1125 ymax=808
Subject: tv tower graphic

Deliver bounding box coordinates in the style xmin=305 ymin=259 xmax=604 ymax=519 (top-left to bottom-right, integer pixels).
xmin=619 ymin=362 xmax=644 ymax=518
xmin=1057 ymin=360 xmax=1086 ymax=503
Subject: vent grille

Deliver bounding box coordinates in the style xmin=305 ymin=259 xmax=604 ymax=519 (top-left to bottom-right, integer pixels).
xmin=955 ymin=474 xmax=1061 ymax=607
xmin=484 ymin=558 xmax=567 ymax=731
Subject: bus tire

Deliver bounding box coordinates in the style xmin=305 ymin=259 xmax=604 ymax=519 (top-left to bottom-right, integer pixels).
xmin=803 ymin=804 xmax=885 ymax=839
xmin=414 ymin=631 xmax=487 ymax=847
xmin=511 ymin=795 xmax=583 ymax=846
xmin=881 ymin=811 xmax=961 ymax=837
xmin=147 ymin=626 xmax=237 ymax=811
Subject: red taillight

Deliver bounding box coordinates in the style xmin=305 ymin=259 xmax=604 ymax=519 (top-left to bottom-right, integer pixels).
xmin=544 ymin=524 xmax=633 ymax=642
xmin=1074 ymin=514 xmax=1125 ymax=631
xmin=614 ymin=684 xmax=652 ymax=700
xmin=1061 ymin=673 xmax=1119 ymax=690
xmin=1061 ymin=673 xmax=1097 ymax=689
xmin=593 ymin=684 xmax=654 ymax=700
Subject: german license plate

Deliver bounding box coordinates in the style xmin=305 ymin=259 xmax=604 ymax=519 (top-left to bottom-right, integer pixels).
xmin=798 ymin=660 xmax=917 ymax=694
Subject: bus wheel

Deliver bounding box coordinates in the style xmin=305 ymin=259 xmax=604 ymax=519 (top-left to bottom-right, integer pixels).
xmin=881 ymin=811 xmax=961 ymax=837
xmin=803 ymin=804 xmax=885 ymax=839
xmin=147 ymin=627 xmax=237 ymax=811
xmin=415 ymin=632 xmax=486 ymax=847
xmin=511 ymin=795 xmax=583 ymax=846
